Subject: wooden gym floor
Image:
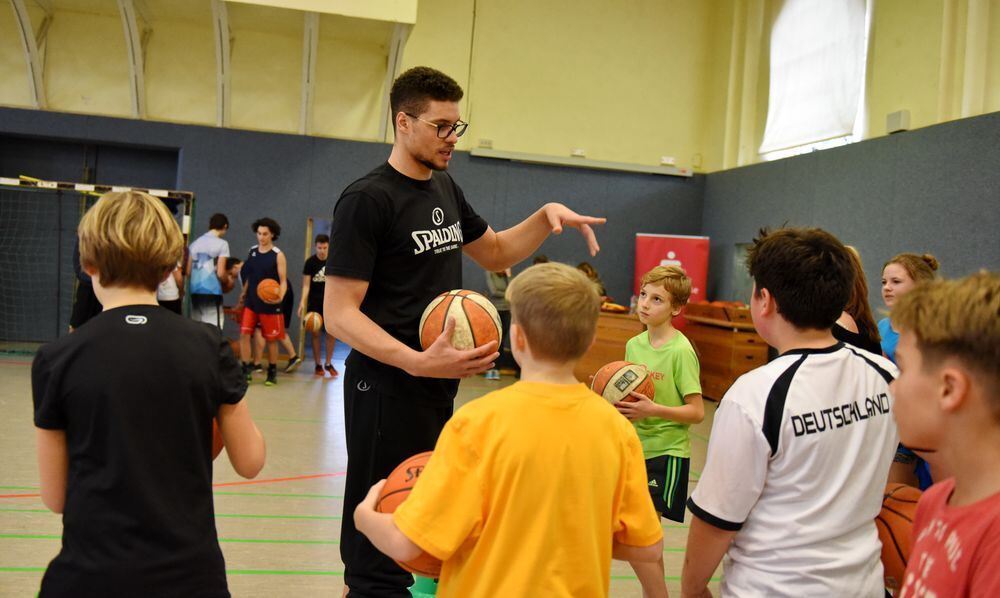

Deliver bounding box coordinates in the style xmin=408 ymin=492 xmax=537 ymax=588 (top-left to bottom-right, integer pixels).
xmin=0 ymin=344 xmax=721 ymax=597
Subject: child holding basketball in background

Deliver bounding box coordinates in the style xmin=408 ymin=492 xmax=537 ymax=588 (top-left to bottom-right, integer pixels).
xmin=354 ymin=262 xmax=663 ymax=597
xmin=682 ymin=228 xmax=899 ymax=598
xmin=299 ymin=234 xmax=337 ymax=376
xmin=889 ymin=271 xmax=1000 ymax=597
xmin=616 ymin=265 xmax=703 ymax=597
xmin=33 ymin=191 xmax=266 ymax=597
xmin=238 ymin=217 xmax=289 ymax=386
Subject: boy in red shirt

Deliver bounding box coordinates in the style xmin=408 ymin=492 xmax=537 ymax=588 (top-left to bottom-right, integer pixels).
xmin=891 ymin=271 xmax=1000 ymax=597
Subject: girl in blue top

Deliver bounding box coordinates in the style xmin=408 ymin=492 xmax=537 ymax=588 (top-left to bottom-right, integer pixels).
xmin=881 ymin=252 xmax=939 ymax=491
xmin=879 ymin=253 xmax=940 ymax=362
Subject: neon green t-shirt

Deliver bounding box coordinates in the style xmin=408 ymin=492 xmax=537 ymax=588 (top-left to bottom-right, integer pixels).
xmin=625 ymin=330 xmax=702 ymax=459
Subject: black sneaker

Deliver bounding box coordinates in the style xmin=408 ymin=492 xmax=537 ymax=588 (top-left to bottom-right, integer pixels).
xmin=253 ymin=363 xmax=264 ymax=374
xmin=314 ymin=364 xmax=325 ymax=376
xmin=325 ymin=364 xmax=339 ymax=377
xmin=284 ymin=355 xmax=303 ymax=374
xmin=264 ymin=365 xmax=277 ymax=386
xmin=242 ymin=363 xmax=253 ymax=383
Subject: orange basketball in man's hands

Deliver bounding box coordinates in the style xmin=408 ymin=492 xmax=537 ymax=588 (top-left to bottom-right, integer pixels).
xmin=256 ymin=279 xmax=281 ymax=304
xmin=876 ymin=483 xmax=922 ymax=591
xmin=419 ymin=290 xmax=501 ymax=351
xmin=376 ymin=452 xmax=442 ymax=578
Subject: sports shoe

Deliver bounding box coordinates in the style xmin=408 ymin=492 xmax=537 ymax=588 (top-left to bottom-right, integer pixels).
xmin=314 ymin=364 xmax=325 ymax=376
xmin=242 ymin=363 xmax=253 ymax=383
xmin=325 ymin=363 xmax=339 ymax=377
xmin=252 ymin=363 xmax=264 ymax=374
xmin=284 ymin=355 xmax=303 ymax=374
xmin=265 ymin=366 xmax=277 ymax=386
xmin=484 ymin=369 xmax=501 ymax=380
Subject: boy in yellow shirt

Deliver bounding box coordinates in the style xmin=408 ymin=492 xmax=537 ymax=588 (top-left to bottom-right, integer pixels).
xmin=355 ymin=262 xmax=663 ymax=597
xmin=617 ymin=266 xmax=704 ymax=597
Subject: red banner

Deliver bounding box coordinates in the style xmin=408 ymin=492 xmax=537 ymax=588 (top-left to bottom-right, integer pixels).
xmin=634 ymin=234 xmax=710 ymax=330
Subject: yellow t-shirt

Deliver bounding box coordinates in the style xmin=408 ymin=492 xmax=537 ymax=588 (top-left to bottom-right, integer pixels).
xmin=393 ymin=381 xmax=663 ymax=598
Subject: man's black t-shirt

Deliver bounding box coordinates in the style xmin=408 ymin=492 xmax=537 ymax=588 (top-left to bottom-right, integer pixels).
xmin=32 ymin=305 xmax=247 ymax=597
xmin=302 ymin=255 xmax=327 ymax=314
xmin=326 ymin=162 xmax=488 ymax=404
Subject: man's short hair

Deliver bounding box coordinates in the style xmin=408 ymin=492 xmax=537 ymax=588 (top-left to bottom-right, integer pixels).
xmin=208 ymin=213 xmax=229 ymax=231
xmin=892 ymin=271 xmax=1000 ymax=411
xmin=640 ymin=265 xmax=692 ymax=308
xmin=746 ymin=227 xmax=853 ymax=330
xmin=390 ymin=67 xmax=464 ymax=128
xmin=505 ymin=263 xmax=601 ymax=362
xmin=225 ymin=257 xmax=241 ymax=270
xmin=78 ymin=191 xmax=183 ymax=291
xmin=315 ymin=234 xmax=330 ymax=244
xmin=252 ymin=217 xmax=281 ymax=241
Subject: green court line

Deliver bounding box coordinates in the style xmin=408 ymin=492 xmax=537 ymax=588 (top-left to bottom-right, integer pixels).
xmin=227 ymin=569 xmax=343 ymax=576
xmin=0 ymin=567 xmax=719 ymax=583
xmin=0 ymin=508 xmax=340 ymax=521
xmin=611 ymin=575 xmax=721 ymax=582
xmin=214 ymin=491 xmax=342 ymax=499
xmin=0 ymin=533 xmax=337 ymax=545
xmin=0 ymin=567 xmax=45 ymax=572
xmin=0 ymin=486 xmax=39 ymax=491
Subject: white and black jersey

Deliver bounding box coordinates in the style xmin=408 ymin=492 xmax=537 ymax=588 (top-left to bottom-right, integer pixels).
xmin=688 ymin=342 xmax=899 ymax=597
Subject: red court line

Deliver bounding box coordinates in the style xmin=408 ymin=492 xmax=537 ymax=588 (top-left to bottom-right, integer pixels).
xmin=212 ymin=472 xmax=346 ymax=488
xmin=0 ymin=361 xmax=33 ymax=366
xmin=0 ymin=472 xmax=347 ymax=498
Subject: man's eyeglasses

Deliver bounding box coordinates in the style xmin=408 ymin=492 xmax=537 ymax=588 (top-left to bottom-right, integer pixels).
xmin=404 ymin=113 xmax=469 ymax=139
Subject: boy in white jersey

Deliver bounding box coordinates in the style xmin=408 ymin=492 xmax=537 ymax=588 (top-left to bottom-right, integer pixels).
xmin=617 ymin=266 xmax=703 ymax=597
xmin=682 ymin=228 xmax=899 ymax=598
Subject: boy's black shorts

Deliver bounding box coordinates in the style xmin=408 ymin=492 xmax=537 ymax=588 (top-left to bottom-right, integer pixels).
xmin=646 ymin=454 xmax=690 ymax=523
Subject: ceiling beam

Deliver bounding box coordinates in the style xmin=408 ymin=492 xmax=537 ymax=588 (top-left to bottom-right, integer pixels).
xmin=211 ymin=0 xmax=232 ymax=127
xmin=9 ymin=0 xmax=46 ymax=109
xmin=299 ymin=12 xmax=320 ymax=135
xmin=378 ymin=22 xmax=412 ymax=142
xmin=117 ymin=0 xmax=147 ymax=118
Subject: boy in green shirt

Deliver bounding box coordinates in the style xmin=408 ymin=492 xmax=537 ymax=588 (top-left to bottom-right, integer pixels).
xmin=616 ymin=265 xmax=704 ymax=597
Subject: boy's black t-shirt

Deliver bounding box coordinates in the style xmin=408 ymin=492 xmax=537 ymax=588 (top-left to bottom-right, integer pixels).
xmin=32 ymin=305 xmax=247 ymax=597
xmin=302 ymin=255 xmax=326 ymax=313
xmin=326 ymin=162 xmax=488 ymax=404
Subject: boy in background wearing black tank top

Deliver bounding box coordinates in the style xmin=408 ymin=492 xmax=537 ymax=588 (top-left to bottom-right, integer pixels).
xmin=237 ymin=217 xmax=289 ymax=386
xmin=32 ymin=191 xmax=266 ymax=597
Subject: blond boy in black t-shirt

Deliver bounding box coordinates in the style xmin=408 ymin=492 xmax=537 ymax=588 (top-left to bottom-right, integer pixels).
xmin=32 ymin=191 xmax=266 ymax=597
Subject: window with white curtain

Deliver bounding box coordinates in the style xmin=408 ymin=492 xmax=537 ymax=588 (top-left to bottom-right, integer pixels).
xmin=760 ymin=0 xmax=870 ymax=158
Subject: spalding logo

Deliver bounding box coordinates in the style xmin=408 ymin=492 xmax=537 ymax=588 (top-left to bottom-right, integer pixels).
xmin=404 ymin=465 xmax=425 ymax=482
xmin=432 ymin=207 xmax=444 ymax=226
xmin=125 ymin=315 xmax=148 ymax=325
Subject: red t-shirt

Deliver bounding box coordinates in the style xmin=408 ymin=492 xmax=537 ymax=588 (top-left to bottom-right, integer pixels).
xmin=899 ymin=478 xmax=1000 ymax=597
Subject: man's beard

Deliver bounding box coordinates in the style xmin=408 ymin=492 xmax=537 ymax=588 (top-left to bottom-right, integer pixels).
xmin=417 ymin=151 xmax=449 ymax=172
